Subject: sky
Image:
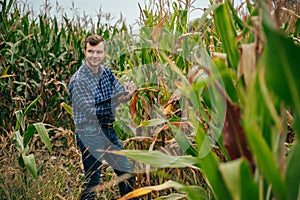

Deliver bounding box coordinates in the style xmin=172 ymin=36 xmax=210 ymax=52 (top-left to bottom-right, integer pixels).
xmin=27 ymin=0 xmax=210 ymax=27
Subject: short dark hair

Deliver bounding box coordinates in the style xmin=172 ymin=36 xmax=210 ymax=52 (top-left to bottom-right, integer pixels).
xmin=84 ymin=35 xmax=106 ymax=50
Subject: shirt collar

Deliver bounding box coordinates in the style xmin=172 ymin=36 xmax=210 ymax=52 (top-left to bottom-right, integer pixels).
xmin=83 ymin=62 xmax=103 ymax=77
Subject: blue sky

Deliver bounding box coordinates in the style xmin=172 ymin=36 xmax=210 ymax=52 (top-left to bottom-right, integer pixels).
xmin=27 ymin=0 xmax=210 ymax=26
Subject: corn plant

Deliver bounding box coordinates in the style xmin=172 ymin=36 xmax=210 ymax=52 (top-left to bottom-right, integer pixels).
xmin=108 ymin=1 xmax=300 ymax=199
xmin=1 ymin=0 xmax=300 ymax=199
xmin=13 ymin=94 xmax=52 ymax=180
xmin=0 ymin=0 xmax=131 ymax=133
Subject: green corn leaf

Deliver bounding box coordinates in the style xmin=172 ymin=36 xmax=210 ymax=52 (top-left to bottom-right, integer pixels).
xmin=295 ymin=18 xmax=300 ymax=37
xmin=18 ymin=155 xmax=25 ymax=168
xmin=111 ymin=150 xmax=198 ymax=168
xmin=24 ymin=94 xmax=42 ymax=116
xmin=193 ymin=117 xmax=232 ymax=200
xmin=23 ymin=124 xmax=36 ymax=147
xmin=39 ymin=16 xmax=45 ymax=38
xmin=190 ymin=3 xmax=220 ymax=31
xmin=226 ymin=0 xmax=244 ymax=30
xmin=258 ymin=72 xmax=280 ymax=146
xmin=244 ymin=123 xmax=287 ymax=200
xmin=22 ymin=154 xmax=38 ymax=179
xmin=214 ymin=58 xmax=238 ymax=103
xmin=60 ymin=102 xmax=73 ymax=116
xmin=179 ymin=185 xmax=209 ymax=200
xmin=263 ymin=20 xmax=300 ymax=119
xmin=157 ymin=193 xmax=187 ymax=200
xmin=138 ymin=118 xmax=166 ymax=127
xmin=244 ymin=66 xmax=287 ymax=199
xmin=21 ymin=13 xmax=29 ymax=36
xmin=33 ymin=123 xmax=52 ymax=154
xmin=260 ymin=4 xmax=300 ymax=197
xmin=176 ymin=9 xmax=188 ymax=33
xmin=200 ymin=150 xmax=232 ymax=199
xmin=286 ymin=142 xmax=300 ymax=200
xmin=15 ymin=110 xmax=25 ymax=132
xmin=219 ymin=158 xmax=258 ymax=200
xmin=168 ymin=122 xmax=198 ymax=157
xmin=214 ymin=3 xmax=240 ymax=69
xmin=169 ymin=8 xmax=176 ymax=30
xmin=14 ymin=130 xmax=24 ymax=152
xmin=54 ymin=16 xmax=58 ymax=34
xmin=5 ymin=0 xmax=14 ymax=14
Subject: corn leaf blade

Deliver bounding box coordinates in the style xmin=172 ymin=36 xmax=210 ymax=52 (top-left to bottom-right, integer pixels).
xmin=22 ymin=154 xmax=38 ymax=179
xmin=33 ymin=123 xmax=52 ymax=153
xmin=214 ymin=3 xmax=239 ymax=69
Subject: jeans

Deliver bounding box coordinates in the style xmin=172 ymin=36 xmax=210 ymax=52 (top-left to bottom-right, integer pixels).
xmin=76 ymin=125 xmax=135 ymax=199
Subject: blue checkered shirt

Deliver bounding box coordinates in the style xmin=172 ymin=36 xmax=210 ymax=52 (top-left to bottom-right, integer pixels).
xmin=69 ymin=63 xmax=125 ymax=125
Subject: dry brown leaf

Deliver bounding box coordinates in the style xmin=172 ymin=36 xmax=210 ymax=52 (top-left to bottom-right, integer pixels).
xmin=187 ymin=65 xmax=202 ymax=84
xmin=119 ymin=188 xmax=153 ymax=200
xmin=163 ymin=104 xmax=173 ymax=115
xmin=165 ymin=89 xmax=182 ymax=106
xmin=238 ymin=43 xmax=256 ymax=86
xmin=129 ymin=91 xmax=139 ymax=119
xmin=140 ymin=96 xmax=151 ymax=118
xmin=211 ymin=52 xmax=227 ymax=64
xmin=151 ymin=15 xmax=166 ymax=44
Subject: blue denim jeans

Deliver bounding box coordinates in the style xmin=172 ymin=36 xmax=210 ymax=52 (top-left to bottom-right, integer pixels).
xmin=76 ymin=125 xmax=134 ymax=199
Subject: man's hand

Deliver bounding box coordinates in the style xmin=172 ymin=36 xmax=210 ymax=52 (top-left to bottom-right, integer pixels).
xmin=124 ymin=81 xmax=136 ymax=96
xmin=118 ymin=81 xmax=136 ymax=102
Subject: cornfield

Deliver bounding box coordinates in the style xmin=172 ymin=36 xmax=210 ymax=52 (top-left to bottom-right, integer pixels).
xmin=0 ymin=0 xmax=300 ymax=199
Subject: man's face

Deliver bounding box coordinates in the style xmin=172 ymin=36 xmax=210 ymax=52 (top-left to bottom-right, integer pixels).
xmin=84 ymin=42 xmax=106 ymax=70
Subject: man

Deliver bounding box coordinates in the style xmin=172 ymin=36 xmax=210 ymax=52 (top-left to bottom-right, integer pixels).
xmin=69 ymin=34 xmax=136 ymax=199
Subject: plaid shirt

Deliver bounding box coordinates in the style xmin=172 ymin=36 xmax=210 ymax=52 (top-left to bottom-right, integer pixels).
xmin=69 ymin=63 xmax=125 ymax=125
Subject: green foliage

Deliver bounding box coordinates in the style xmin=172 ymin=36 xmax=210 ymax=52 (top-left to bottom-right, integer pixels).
xmin=112 ymin=1 xmax=300 ymax=200
xmin=0 ymin=0 xmax=129 ymax=131
xmin=260 ymin=1 xmax=300 ymax=199
xmin=214 ymin=3 xmax=239 ymax=69
xmin=1 ymin=0 xmax=300 ymax=199
xmin=219 ymin=159 xmax=258 ymax=200
xmin=13 ymin=95 xmax=52 ymax=179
